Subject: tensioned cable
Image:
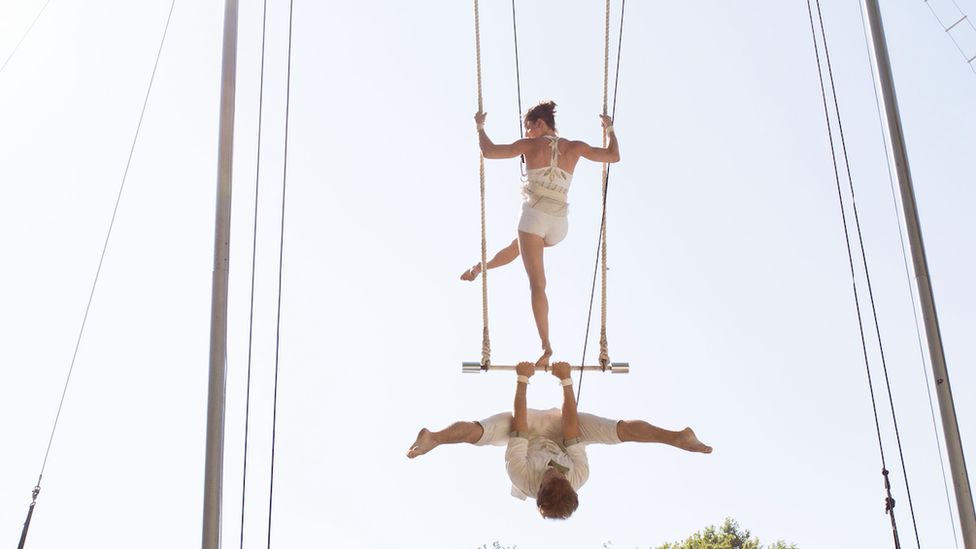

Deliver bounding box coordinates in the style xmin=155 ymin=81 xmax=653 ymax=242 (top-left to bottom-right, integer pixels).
xmin=266 ymin=0 xmax=295 ymax=546
xmin=510 ymin=0 xmax=523 ymax=132
xmin=806 ymin=1 xmax=918 ymax=547
xmin=811 ymin=1 xmax=921 ymax=546
xmin=806 ymin=0 xmax=890 ymax=530
xmin=239 ymin=0 xmax=271 ymax=547
xmin=806 ymin=0 xmax=896 ymax=543
xmin=17 ymin=2 xmax=177 ymax=548
xmin=578 ymin=0 xmax=624 ymax=405
xmin=510 ymin=4 xmax=527 ymax=138
xmin=511 ymin=0 xmax=528 ymax=179
xmin=857 ymin=4 xmax=960 ymax=547
xmin=0 ymin=0 xmax=54 ymax=75
xmin=921 ymin=0 xmax=976 ymax=75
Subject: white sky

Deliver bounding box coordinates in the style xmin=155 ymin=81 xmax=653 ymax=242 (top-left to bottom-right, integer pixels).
xmin=1 ymin=1 xmax=974 ymax=548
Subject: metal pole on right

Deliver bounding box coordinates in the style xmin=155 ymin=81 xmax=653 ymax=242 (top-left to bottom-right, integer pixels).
xmin=861 ymin=1 xmax=976 ymax=545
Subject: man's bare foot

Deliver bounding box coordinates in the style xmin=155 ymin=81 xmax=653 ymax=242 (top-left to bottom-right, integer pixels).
xmin=675 ymin=427 xmax=712 ymax=454
xmin=460 ymin=264 xmax=482 ymax=281
xmin=407 ymin=428 xmax=437 ymax=458
xmin=535 ymin=347 xmax=552 ymax=370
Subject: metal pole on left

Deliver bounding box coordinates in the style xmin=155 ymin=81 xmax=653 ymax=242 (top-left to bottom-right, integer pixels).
xmin=203 ymin=1 xmax=239 ymax=548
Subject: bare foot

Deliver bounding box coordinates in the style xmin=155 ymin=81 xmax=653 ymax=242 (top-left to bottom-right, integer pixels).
xmin=675 ymin=427 xmax=712 ymax=454
xmin=535 ymin=347 xmax=552 ymax=370
xmin=460 ymin=264 xmax=482 ymax=281
xmin=407 ymin=428 xmax=438 ymax=458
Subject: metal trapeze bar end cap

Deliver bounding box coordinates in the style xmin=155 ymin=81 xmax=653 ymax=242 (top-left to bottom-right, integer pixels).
xmin=462 ymin=362 xmax=483 ymax=373
xmin=610 ymin=362 xmax=630 ymax=374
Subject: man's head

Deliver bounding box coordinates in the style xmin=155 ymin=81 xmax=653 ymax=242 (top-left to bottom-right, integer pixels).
xmin=536 ymin=466 xmax=579 ymax=519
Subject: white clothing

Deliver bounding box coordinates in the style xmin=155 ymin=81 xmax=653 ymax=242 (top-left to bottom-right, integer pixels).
xmin=517 ymin=203 xmax=568 ymax=246
xmin=521 ymin=136 xmax=572 ymax=216
xmin=517 ymin=136 xmax=573 ymax=244
xmin=476 ymin=408 xmax=621 ymax=500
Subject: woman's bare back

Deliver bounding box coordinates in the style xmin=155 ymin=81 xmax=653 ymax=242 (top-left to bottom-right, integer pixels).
xmin=523 ymin=136 xmax=584 ymax=174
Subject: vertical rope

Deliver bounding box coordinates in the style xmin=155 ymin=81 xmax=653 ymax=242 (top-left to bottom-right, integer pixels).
xmin=474 ymin=0 xmax=490 ymax=367
xmin=598 ymin=0 xmax=612 ymax=368
xmin=578 ymin=0 xmax=625 ymax=402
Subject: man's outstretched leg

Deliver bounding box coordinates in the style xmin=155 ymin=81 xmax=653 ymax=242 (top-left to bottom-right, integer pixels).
xmin=617 ymin=420 xmax=712 ymax=454
xmin=407 ymin=421 xmax=485 ymax=458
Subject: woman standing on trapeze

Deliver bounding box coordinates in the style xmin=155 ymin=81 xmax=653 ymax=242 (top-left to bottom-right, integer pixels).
xmin=462 ymin=101 xmax=620 ymax=369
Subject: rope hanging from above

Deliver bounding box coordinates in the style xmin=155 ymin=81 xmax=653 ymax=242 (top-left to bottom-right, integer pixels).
xmin=578 ymin=0 xmax=624 ymax=403
xmin=473 ymin=0 xmax=623 ymax=377
xmin=473 ymin=0 xmax=491 ymax=368
xmin=598 ymin=0 xmax=612 ymax=369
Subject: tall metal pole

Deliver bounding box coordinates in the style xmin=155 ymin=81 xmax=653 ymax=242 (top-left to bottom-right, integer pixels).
xmin=203 ymin=1 xmax=239 ymax=548
xmin=861 ymin=1 xmax=976 ymax=546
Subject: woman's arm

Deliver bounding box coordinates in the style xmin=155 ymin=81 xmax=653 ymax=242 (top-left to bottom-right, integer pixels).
xmin=476 ymin=111 xmax=533 ymax=159
xmin=575 ymin=114 xmax=620 ymax=164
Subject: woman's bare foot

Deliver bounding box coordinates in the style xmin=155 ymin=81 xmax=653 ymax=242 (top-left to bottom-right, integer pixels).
xmin=407 ymin=428 xmax=438 ymax=458
xmin=460 ymin=263 xmax=482 ymax=281
xmin=535 ymin=346 xmax=553 ymax=370
xmin=675 ymin=427 xmax=712 ymax=454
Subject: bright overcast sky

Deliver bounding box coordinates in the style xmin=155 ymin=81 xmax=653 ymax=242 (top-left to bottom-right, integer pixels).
xmin=1 ymin=1 xmax=975 ymax=548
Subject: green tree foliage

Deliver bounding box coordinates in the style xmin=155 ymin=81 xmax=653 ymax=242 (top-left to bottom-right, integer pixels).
xmin=654 ymin=518 xmax=798 ymax=549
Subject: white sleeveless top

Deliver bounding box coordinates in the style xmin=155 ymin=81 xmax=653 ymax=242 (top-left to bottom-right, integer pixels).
xmin=521 ymin=135 xmax=572 ymax=216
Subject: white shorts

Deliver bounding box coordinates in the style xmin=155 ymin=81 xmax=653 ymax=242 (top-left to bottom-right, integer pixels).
xmin=475 ymin=408 xmax=621 ymax=446
xmin=518 ymin=203 xmax=568 ymax=246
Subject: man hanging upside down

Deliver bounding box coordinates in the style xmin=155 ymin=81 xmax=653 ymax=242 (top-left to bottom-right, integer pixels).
xmin=406 ymin=361 xmax=712 ymax=519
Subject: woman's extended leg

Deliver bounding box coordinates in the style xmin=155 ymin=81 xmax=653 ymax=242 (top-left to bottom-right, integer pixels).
xmin=518 ymin=230 xmax=552 ymax=368
xmin=460 ymin=238 xmax=520 ymax=281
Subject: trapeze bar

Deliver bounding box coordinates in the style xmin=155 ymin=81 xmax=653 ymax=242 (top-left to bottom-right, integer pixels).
xmin=462 ymin=361 xmax=630 ymax=374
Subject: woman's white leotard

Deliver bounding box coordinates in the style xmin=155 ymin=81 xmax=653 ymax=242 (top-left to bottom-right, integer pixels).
xmin=518 ymin=136 xmax=572 ymax=245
